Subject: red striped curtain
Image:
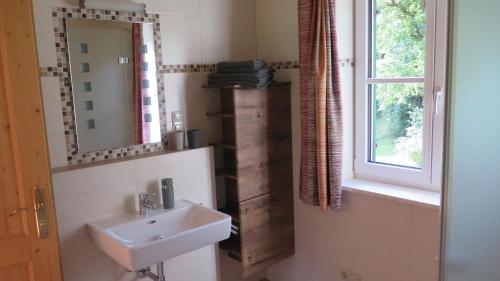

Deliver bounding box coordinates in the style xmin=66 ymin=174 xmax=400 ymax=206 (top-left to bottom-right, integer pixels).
xmin=299 ymin=0 xmax=343 ymax=210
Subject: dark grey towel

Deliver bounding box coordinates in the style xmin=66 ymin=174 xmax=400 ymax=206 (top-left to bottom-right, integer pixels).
xmin=216 ymin=60 xmax=266 ymax=73
xmin=208 ymin=76 xmax=273 ymax=84
xmin=207 ymin=76 xmax=273 ymax=90
xmin=208 ymin=69 xmax=273 ymax=82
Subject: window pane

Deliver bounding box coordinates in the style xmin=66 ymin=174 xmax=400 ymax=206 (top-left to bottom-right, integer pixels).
xmin=370 ymin=0 xmax=426 ymax=78
xmin=370 ymin=83 xmax=423 ymax=168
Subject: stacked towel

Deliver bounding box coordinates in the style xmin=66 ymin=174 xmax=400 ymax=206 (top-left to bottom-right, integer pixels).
xmin=217 ymin=60 xmax=266 ymax=73
xmin=207 ymin=60 xmax=274 ymax=89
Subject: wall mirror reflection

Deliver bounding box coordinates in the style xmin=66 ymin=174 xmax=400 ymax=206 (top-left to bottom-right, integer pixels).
xmin=66 ymin=19 xmax=161 ymax=153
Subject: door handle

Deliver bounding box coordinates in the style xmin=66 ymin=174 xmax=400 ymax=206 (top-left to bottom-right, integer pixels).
xmin=435 ymin=88 xmax=444 ymax=115
xmin=9 ymin=186 xmax=49 ymax=239
xmin=9 ymin=207 xmax=39 ymax=216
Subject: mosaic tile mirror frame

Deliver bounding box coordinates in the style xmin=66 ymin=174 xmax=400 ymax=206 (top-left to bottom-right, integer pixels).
xmin=45 ymin=7 xmax=167 ymax=166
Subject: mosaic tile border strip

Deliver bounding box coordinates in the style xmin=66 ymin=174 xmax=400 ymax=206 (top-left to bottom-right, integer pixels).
xmin=40 ymin=61 xmax=301 ymax=77
xmin=158 ymin=61 xmax=300 ymax=73
xmin=40 ymin=60 xmax=352 ymax=78
xmin=49 ymin=7 xmax=167 ymax=166
xmin=158 ymin=64 xmax=216 ymax=73
xmin=267 ymin=61 xmax=300 ymax=70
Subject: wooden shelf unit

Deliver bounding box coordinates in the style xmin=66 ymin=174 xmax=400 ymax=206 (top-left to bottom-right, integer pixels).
xmin=208 ymin=141 xmax=236 ymax=150
xmin=208 ymin=83 xmax=294 ymax=278
xmin=215 ymin=169 xmax=237 ymax=180
xmin=206 ymin=112 xmax=235 ymax=118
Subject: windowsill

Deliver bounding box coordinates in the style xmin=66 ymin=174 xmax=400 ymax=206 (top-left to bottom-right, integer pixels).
xmin=342 ymin=178 xmax=441 ymax=208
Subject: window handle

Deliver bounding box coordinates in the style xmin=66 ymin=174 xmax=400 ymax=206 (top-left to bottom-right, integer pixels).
xmin=435 ymin=88 xmax=444 ymax=115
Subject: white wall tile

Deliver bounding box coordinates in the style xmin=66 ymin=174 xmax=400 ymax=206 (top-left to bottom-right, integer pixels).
xmin=219 ymin=253 xmax=266 ymax=281
xmin=272 ymin=69 xmax=300 ymax=186
xmin=256 ymin=0 xmax=298 ymax=61
xmin=52 ymin=161 xmax=137 ymax=259
xmin=40 ymin=77 xmax=64 ymax=136
xmin=55 ymin=182 xmax=136 ymax=258
xmin=52 ymin=161 xmax=136 ymax=201
xmin=256 ymin=16 xmax=298 ymax=61
xmin=164 ymin=73 xmax=221 ymax=145
xmin=53 ymin=149 xmax=220 ymax=281
xmin=340 ymin=63 xmax=354 ymax=179
xmin=256 ymin=0 xmax=297 ymax=21
xmin=201 ymin=0 xmax=256 ymax=21
xmin=33 ymin=4 xmax=57 ymax=67
xmin=47 ymin=134 xmax=67 ymax=168
xmin=293 ymin=201 xmax=328 ymax=246
xmin=335 ymin=0 xmax=355 ymax=180
xmin=160 ymin=15 xmax=203 ymax=65
xmin=325 ymin=211 xmax=411 ymax=266
xmin=162 ymin=245 xmax=218 ymax=281
xmin=410 ymin=206 xmax=440 ymax=281
xmin=164 ymin=73 xmax=188 ymax=121
xmin=32 ymin=0 xmax=78 ymax=8
xmin=341 ymin=191 xmax=412 ymax=226
xmin=201 ymin=18 xmax=256 ymax=64
xmin=41 ymin=107 xmax=62 ymax=147
xmin=133 ymin=148 xmax=216 ymax=207
xmin=60 ymin=248 xmax=122 ymax=281
xmin=183 ymin=74 xmax=221 ymax=145
xmin=40 ymin=77 xmax=60 ymax=102
xmin=335 ymin=0 xmax=354 ymax=58
xmin=146 ymin=0 xmax=200 ymax=16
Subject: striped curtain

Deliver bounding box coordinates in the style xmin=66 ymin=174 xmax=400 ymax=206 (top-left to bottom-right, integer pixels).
xmin=299 ymin=0 xmax=343 ymax=210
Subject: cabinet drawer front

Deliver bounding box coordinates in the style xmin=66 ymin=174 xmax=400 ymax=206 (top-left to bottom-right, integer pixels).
xmin=234 ymin=85 xmax=292 ymax=201
xmin=239 ymin=188 xmax=294 ymax=277
xmin=237 ymin=152 xmax=292 ymax=201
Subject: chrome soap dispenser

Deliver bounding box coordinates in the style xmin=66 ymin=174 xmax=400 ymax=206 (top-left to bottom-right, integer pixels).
xmin=161 ymin=177 xmax=175 ymax=209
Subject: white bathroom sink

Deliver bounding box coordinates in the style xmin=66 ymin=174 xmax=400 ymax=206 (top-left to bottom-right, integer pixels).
xmin=87 ymin=199 xmax=231 ymax=271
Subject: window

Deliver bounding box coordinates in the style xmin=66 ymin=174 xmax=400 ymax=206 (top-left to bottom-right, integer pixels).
xmin=355 ymin=0 xmax=446 ymax=191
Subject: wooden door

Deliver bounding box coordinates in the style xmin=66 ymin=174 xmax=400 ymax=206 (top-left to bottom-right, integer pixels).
xmin=0 ymin=1 xmax=63 ymax=281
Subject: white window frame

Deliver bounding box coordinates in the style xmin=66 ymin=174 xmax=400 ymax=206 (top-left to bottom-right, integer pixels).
xmin=354 ymin=0 xmax=447 ymax=192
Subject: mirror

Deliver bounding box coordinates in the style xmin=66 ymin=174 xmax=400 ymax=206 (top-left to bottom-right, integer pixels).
xmin=66 ymin=19 xmax=161 ymax=154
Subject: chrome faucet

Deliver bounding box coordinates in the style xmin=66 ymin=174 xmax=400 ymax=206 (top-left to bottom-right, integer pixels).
xmin=139 ymin=192 xmax=157 ymax=217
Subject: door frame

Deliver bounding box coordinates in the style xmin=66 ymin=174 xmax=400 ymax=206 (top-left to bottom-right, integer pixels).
xmin=0 ymin=0 xmax=63 ymax=280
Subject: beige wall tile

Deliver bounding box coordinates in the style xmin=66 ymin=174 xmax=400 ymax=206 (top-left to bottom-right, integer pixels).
xmin=160 ymin=15 xmax=203 ymax=65
xmin=41 ymin=77 xmax=64 ymax=136
xmin=146 ymin=0 xmax=201 ymax=16
xmin=201 ymin=18 xmax=256 ymax=64
xmin=32 ymin=4 xmax=57 ymax=66
xmin=47 ymin=134 xmax=67 ymax=168
xmin=201 ymin=0 xmax=256 ymax=21
xmin=52 ymin=149 xmax=219 ymax=281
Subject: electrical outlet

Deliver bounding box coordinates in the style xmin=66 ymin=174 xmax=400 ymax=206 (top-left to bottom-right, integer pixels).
xmin=340 ymin=266 xmax=362 ymax=281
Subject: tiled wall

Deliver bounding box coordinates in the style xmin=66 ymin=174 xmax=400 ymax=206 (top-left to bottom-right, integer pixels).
xmin=34 ymin=1 xmax=263 ymax=281
xmin=33 ymin=0 xmax=258 ymax=168
xmin=255 ymin=1 xmax=441 ymax=281
xmin=35 ymin=0 xmax=441 ymax=280
xmin=52 ymin=148 xmax=220 ymax=281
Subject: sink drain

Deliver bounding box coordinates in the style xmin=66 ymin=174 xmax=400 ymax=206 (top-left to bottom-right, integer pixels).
xmin=151 ymin=235 xmax=164 ymax=241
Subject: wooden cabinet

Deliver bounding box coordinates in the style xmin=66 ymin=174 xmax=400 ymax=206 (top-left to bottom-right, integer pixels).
xmin=208 ymin=82 xmax=294 ymax=277
xmin=240 ymin=188 xmax=294 ymax=276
